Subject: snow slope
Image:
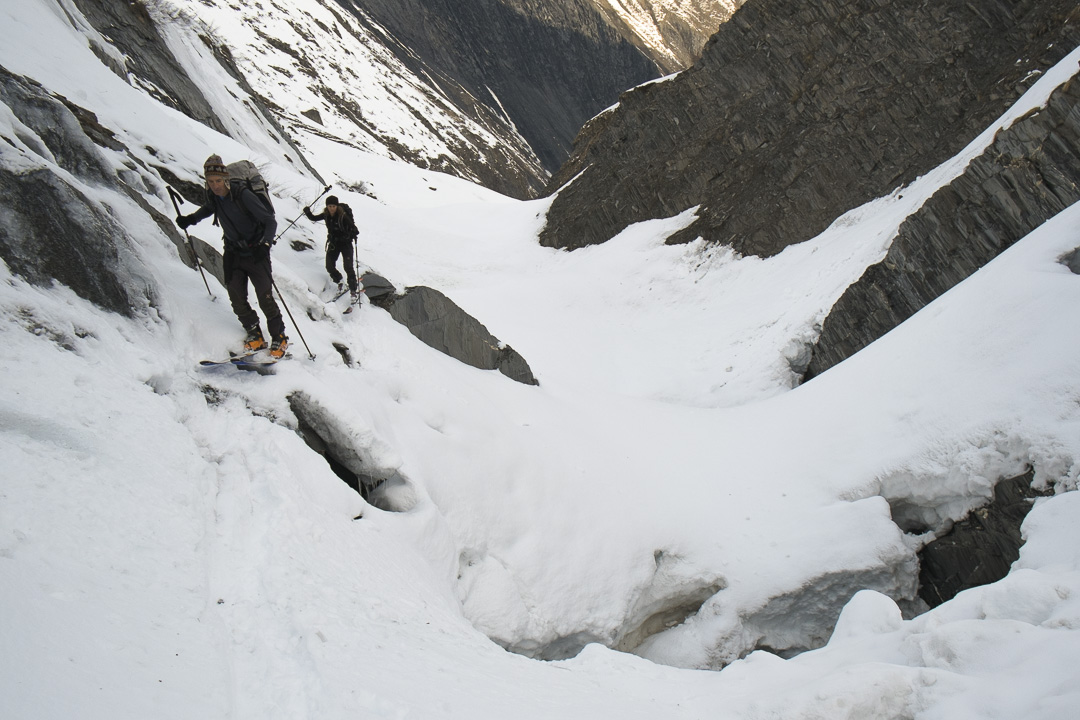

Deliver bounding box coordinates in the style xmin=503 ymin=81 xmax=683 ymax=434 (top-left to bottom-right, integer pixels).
xmin=161 ymin=0 xmax=546 ymax=192
xmin=2 ymin=1 xmax=1079 ymax=718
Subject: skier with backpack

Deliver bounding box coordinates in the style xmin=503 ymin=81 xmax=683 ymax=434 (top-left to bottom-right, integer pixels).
xmin=304 ymin=196 xmax=360 ymax=300
xmin=176 ymin=154 xmax=288 ymax=358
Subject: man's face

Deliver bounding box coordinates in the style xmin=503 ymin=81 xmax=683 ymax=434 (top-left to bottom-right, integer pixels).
xmin=327 ymin=203 xmax=338 ymax=216
xmin=207 ymin=175 xmax=228 ymax=197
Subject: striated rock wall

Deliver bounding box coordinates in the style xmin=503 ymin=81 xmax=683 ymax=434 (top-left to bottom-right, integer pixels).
xmin=806 ymin=74 xmax=1080 ymax=378
xmin=540 ymin=0 xmax=1080 ymax=255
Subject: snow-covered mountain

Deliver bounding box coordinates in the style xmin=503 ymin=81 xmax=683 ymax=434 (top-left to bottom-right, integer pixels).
xmin=171 ymin=0 xmax=559 ymax=197
xmin=2 ymin=0 xmax=1080 ymax=718
xmin=73 ymin=0 xmax=553 ymax=198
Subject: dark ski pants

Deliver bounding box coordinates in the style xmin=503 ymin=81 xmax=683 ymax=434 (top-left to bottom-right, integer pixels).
xmin=326 ymin=241 xmax=357 ymax=293
xmin=225 ymin=251 xmax=285 ymax=338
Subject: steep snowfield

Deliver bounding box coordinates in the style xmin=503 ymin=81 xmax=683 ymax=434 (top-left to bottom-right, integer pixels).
xmin=163 ymin=0 xmax=545 ymax=189
xmin=2 ymin=1 xmax=1080 ymax=718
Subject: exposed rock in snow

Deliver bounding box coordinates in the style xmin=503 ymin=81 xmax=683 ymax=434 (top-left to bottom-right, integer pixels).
xmin=917 ymin=467 xmax=1051 ymax=608
xmin=72 ymin=0 xmax=230 ymax=135
xmin=385 ymin=285 xmax=538 ymax=385
xmin=807 ymin=74 xmax=1080 ymax=379
xmin=0 ymin=69 xmax=149 ymax=316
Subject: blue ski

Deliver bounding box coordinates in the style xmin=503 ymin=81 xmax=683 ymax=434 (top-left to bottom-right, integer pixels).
xmin=199 ymin=351 xmax=259 ymax=366
xmin=231 ymin=353 xmax=289 ymax=369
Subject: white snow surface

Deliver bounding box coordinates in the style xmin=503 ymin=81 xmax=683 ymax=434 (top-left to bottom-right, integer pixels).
xmin=1 ymin=1 xmax=1080 ymax=718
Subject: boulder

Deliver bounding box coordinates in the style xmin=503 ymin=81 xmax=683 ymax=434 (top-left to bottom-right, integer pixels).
xmin=384 ymin=285 xmax=538 ymax=385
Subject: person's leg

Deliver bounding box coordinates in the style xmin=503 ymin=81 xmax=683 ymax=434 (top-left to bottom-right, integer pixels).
xmin=247 ymin=255 xmax=285 ymax=338
xmin=325 ymin=245 xmax=343 ymax=285
xmin=227 ymin=263 xmax=260 ymax=332
xmin=341 ymin=242 xmax=358 ymax=293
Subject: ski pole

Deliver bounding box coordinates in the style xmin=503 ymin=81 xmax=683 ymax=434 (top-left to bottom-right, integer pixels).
xmin=274 ymin=185 xmax=332 ymax=245
xmin=167 ymin=186 xmax=215 ymax=299
xmin=271 ymin=279 xmax=316 ymax=361
xmin=354 ymin=234 xmax=360 ymax=289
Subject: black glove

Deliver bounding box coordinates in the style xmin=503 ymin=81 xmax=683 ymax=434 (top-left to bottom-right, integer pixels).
xmin=176 ymin=214 xmax=193 ymax=230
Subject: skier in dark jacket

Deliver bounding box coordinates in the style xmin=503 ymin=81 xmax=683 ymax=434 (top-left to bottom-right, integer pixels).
xmin=304 ymin=195 xmax=359 ymax=298
xmin=177 ymin=154 xmax=288 ymax=357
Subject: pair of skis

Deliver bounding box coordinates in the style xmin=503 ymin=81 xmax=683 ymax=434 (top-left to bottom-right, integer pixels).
xmin=199 ymin=285 xmax=357 ymax=369
xmin=198 ymin=350 xmax=284 ymax=369
xmin=328 ymin=286 xmax=364 ymax=314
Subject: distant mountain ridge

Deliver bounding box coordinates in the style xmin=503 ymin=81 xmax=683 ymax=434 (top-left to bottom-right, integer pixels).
xmin=339 ymin=0 xmax=661 ymax=174
xmin=590 ymin=0 xmax=743 ymax=72
xmin=66 ymin=0 xmax=738 ymax=197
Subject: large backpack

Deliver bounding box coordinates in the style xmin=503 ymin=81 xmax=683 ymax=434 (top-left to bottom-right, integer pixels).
xmin=337 ymin=202 xmax=359 ymax=240
xmin=226 ymin=160 xmax=274 ymax=216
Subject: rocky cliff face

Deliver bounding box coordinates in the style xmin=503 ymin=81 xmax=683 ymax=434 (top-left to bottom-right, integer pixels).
xmin=806 ymin=74 xmax=1080 ymax=378
xmin=0 ymin=68 xmax=158 ymax=317
xmin=342 ymin=0 xmax=660 ymax=174
xmin=590 ymin=0 xmax=743 ymax=73
xmin=540 ymin=0 xmax=1080 ymax=254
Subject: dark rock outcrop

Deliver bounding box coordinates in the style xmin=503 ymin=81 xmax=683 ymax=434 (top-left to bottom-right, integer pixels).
xmin=0 ymin=167 xmax=139 ymax=316
xmin=0 ymin=70 xmax=147 ymax=316
xmin=1062 ymin=246 xmax=1080 ymax=275
xmin=806 ymin=74 xmax=1080 ymax=378
xmin=342 ymin=0 xmax=660 ymax=174
xmin=383 ymin=286 xmax=538 ymax=385
xmin=917 ymin=468 xmax=1049 ymax=608
xmin=540 ymin=0 xmax=1080 ymax=255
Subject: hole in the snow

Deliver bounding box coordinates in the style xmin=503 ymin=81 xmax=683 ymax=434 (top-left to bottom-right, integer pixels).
xmin=915 ymin=466 xmax=1050 ymax=608
xmin=287 ymin=392 xmax=415 ymax=512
